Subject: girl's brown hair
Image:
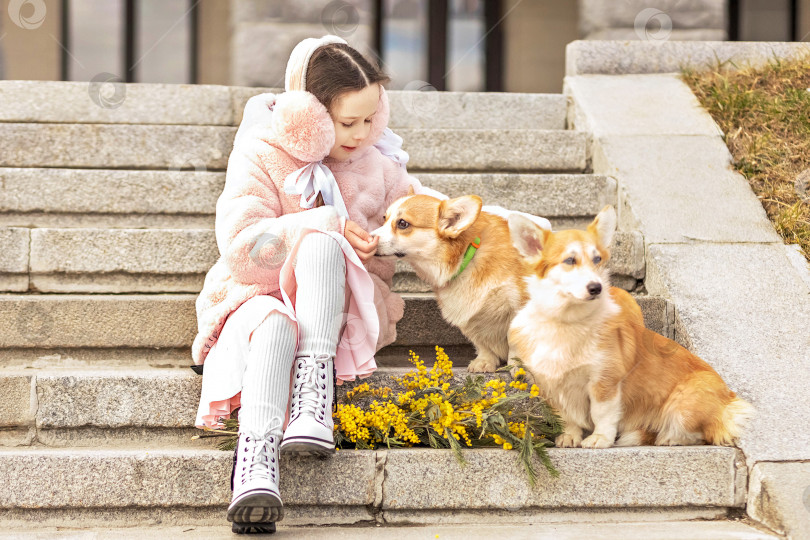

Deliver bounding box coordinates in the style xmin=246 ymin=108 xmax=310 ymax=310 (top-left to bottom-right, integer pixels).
xmin=306 ymin=43 xmax=390 ymax=112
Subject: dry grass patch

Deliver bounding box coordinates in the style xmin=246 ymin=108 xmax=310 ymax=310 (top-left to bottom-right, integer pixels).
xmin=682 ymin=57 xmax=810 ymax=261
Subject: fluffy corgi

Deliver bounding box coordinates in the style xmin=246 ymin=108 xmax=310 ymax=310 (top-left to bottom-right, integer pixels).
xmin=371 ymin=189 xmax=535 ymax=372
xmin=507 ymin=206 xmax=753 ymax=448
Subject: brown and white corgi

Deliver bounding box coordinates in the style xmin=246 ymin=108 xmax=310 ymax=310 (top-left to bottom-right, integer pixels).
xmin=371 ymin=189 xmax=533 ymax=372
xmin=507 ymin=206 xmax=753 ymax=448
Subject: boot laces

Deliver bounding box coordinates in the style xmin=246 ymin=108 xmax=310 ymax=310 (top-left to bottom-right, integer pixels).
xmin=292 ymin=354 xmax=330 ymax=420
xmin=239 ymin=421 xmax=280 ymax=486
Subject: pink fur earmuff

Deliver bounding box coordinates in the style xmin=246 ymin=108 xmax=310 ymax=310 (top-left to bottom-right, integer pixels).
xmin=271 ymin=90 xmax=335 ymax=163
xmin=271 ymin=86 xmax=391 ymax=163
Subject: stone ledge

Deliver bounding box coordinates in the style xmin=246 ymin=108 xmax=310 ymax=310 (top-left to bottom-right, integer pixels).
xmin=0 ymin=275 xmax=28 ymax=293
xmin=747 ymin=462 xmax=810 ymax=540
xmin=399 ymin=129 xmax=588 ymax=172
xmin=0 ymin=228 xmax=29 ymax=274
xmin=0 ymin=375 xmax=34 ymax=428
xmin=387 ymin=92 xmax=567 ymax=130
xmin=0 ymin=169 xmax=606 ymax=220
xmin=566 ymin=64 xmax=810 ymax=475
xmin=565 ymin=74 xmax=780 ymax=245
xmin=0 ymin=448 xmax=376 ymax=509
xmin=29 ymin=229 xmax=216 ymax=275
xmin=564 ymin=74 xmax=722 ymax=137
xmin=784 ymin=244 xmax=810 ymax=290
xmin=0 ymin=81 xmax=236 ymax=125
xmin=566 ymin=40 xmax=810 ymax=76
xmin=382 ymin=447 xmax=744 ymax=510
xmin=0 ymin=81 xmax=567 ymax=130
xmin=596 ymin=135 xmax=780 ymax=244
xmin=0 ymin=294 xmax=195 ymax=348
xmin=584 ymin=29 xmax=727 ymax=41
xmin=417 ymin=173 xmax=614 ymax=218
xmin=0 ymin=520 xmax=780 ymax=538
xmin=0 ymin=290 xmax=666 ymax=430
xmin=0 ymin=292 xmax=668 ymax=352
xmin=35 ymin=371 xmax=201 ymax=429
xmin=23 ymin=230 xmax=640 ymax=295
xmin=0 ymin=124 xmax=235 ymax=170
xmin=379 ymin=507 xmax=731 ymax=527
xmin=644 ymin=243 xmax=810 ymax=465
xmin=0 ymin=168 xmax=223 ymax=216
xmin=0 ymin=292 xmax=467 ymax=350
xmin=234 ymin=89 xmax=567 ymax=131
xmin=0 ymin=125 xmax=585 ymax=172
xmin=0 ymin=446 xmax=743 ymax=511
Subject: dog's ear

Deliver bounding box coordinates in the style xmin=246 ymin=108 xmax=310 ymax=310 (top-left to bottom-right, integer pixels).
xmin=508 ymin=214 xmax=548 ymax=260
xmin=588 ymin=205 xmax=617 ymax=247
xmin=407 ymin=185 xmax=415 ymax=196
xmin=438 ymin=195 xmax=482 ymax=239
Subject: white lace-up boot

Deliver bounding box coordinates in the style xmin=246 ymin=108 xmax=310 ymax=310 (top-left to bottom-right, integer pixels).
xmin=280 ymin=353 xmax=335 ymax=455
xmin=227 ymin=431 xmax=283 ymax=534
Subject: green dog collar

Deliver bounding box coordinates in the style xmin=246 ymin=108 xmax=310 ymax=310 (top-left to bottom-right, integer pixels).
xmin=451 ymin=237 xmax=481 ymax=280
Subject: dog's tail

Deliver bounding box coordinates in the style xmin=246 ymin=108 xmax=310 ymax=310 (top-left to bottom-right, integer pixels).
xmin=706 ymin=397 xmax=755 ymax=446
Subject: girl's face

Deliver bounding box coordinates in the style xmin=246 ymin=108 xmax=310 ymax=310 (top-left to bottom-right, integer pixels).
xmin=328 ymin=83 xmax=380 ymax=161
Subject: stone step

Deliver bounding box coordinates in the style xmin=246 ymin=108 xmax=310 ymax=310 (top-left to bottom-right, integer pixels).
xmin=0 ymin=124 xmax=586 ymax=172
xmin=14 ymin=352 xmax=727 ymax=445
xmin=0 ymin=169 xmax=610 ymax=229
xmin=0 ymin=293 xmax=670 ymax=354
xmin=0 ymin=366 xmax=493 ymax=446
xmin=0 ymin=81 xmax=567 ymax=130
xmin=0 ymin=446 xmax=746 ymax=527
xmin=7 ymin=228 xmax=642 ymax=294
xmin=0 ymin=522 xmax=776 ymax=539
xmin=389 ymin=91 xmax=567 ymax=130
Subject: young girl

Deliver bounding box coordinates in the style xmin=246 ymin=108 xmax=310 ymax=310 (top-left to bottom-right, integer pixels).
xmin=191 ymin=35 xmax=445 ymax=533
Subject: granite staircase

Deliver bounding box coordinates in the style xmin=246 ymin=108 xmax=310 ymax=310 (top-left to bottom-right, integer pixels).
xmin=0 ymin=81 xmax=770 ymax=537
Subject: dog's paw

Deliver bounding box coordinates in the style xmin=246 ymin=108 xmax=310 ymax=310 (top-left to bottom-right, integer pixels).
xmin=581 ymin=433 xmax=614 ymax=449
xmin=555 ymin=433 xmax=582 ymax=448
xmin=468 ymin=356 xmax=499 ymax=373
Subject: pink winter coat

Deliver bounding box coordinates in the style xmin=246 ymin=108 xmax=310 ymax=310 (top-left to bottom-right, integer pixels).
xmin=191 ymin=87 xmax=423 ymax=367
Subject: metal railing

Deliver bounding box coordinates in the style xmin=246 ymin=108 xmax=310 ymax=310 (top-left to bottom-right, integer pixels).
xmin=59 ymin=0 xmax=199 ymax=83
xmin=373 ymin=0 xmax=503 ymax=92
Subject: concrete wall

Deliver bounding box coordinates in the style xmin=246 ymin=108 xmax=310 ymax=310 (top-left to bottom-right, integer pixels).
xmin=578 ymin=0 xmax=727 ymax=41
xmin=229 ymin=0 xmax=375 ymax=88
xmin=197 ymin=0 xmax=231 ymax=85
xmin=0 ymin=0 xmax=805 ymax=87
xmin=502 ymin=0 xmax=579 ymax=94
xmin=0 ymin=13 xmax=4 ymax=78
xmin=0 ymin=0 xmax=61 ymax=80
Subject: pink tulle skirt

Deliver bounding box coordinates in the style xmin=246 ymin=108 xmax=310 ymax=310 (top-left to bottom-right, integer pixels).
xmin=195 ymin=230 xmax=379 ymax=429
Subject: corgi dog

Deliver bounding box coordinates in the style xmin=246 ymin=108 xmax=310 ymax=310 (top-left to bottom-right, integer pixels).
xmin=507 ymin=206 xmax=753 ymax=448
xmin=371 ymin=189 xmax=535 ymax=372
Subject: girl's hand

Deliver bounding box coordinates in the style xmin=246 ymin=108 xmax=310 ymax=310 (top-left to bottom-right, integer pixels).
xmin=344 ymin=220 xmax=379 ymax=264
